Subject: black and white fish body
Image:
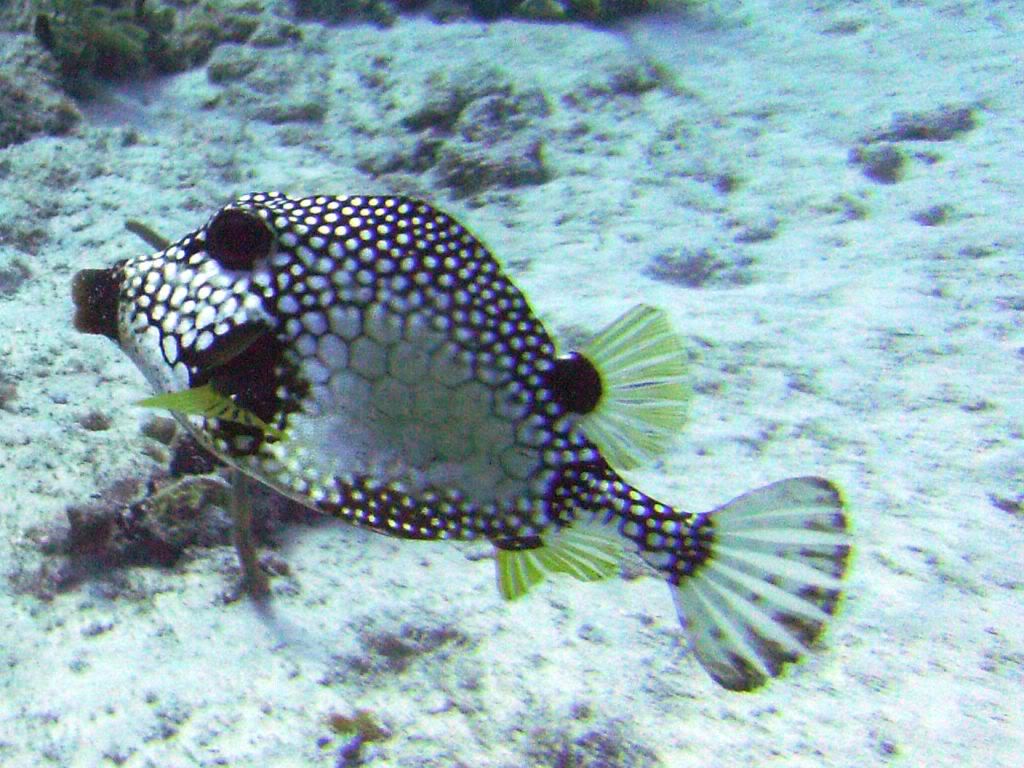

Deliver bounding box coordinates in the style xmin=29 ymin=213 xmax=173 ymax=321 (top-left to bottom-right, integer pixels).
xmin=73 ymin=193 xmax=851 ymax=691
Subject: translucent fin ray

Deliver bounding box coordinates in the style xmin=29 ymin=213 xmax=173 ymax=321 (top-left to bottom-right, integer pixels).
xmin=704 ymin=559 xmax=832 ymax=624
xmin=137 ymin=383 xmax=284 ymax=440
xmin=716 ymin=527 xmax=850 ymax=547
xmin=495 ymin=522 xmax=624 ymax=601
xmin=684 ymin=580 xmax=775 ymax=680
xmin=668 ymin=477 xmax=851 ymax=691
xmin=578 ymin=305 xmax=689 ymax=471
xmin=713 ymin=548 xmax=845 ymax=590
xmin=700 ymin=571 xmax=807 ymax=658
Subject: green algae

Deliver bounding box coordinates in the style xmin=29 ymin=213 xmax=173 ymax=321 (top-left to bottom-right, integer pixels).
xmin=32 ymin=0 xmax=178 ymax=93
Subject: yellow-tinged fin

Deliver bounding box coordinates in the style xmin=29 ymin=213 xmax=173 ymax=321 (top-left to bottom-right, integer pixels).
xmin=666 ymin=477 xmax=851 ymax=691
xmin=136 ymin=384 xmax=285 ymax=440
xmin=495 ymin=522 xmax=624 ymax=601
xmin=578 ymin=304 xmax=689 ymax=471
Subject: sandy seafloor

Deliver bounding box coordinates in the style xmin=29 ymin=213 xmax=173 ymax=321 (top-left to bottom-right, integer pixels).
xmin=0 ymin=0 xmax=1021 ymax=765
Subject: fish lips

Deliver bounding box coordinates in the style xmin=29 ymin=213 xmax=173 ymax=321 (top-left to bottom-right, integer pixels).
xmin=71 ymin=266 xmax=123 ymax=342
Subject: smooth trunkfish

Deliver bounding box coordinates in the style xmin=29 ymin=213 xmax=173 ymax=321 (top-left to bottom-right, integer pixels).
xmin=72 ymin=193 xmax=851 ymax=691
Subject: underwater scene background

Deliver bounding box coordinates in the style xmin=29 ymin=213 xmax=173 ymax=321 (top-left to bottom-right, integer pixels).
xmin=0 ymin=0 xmax=1020 ymax=765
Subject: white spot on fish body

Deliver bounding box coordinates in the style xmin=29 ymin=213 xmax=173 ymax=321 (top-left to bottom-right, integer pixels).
xmin=279 ymin=295 xmax=300 ymax=315
xmin=303 ymin=311 xmax=328 ymax=336
xmin=195 ymin=305 xmax=216 ymax=330
xmin=317 ymin=334 xmax=347 ymax=368
xmin=161 ymin=334 xmax=178 ymax=364
xmin=296 ymin=333 xmax=317 ymax=357
xmin=331 ymin=306 xmax=362 ymax=340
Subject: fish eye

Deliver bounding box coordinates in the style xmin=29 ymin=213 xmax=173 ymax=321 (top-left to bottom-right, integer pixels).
xmin=206 ymin=208 xmax=274 ymax=270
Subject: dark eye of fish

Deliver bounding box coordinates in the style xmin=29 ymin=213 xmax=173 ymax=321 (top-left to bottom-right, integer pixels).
xmin=206 ymin=207 xmax=275 ymax=270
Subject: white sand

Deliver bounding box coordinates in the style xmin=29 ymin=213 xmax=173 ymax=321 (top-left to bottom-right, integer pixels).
xmin=0 ymin=1 xmax=1020 ymax=765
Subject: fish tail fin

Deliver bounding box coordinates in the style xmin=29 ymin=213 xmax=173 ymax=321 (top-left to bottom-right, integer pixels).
xmin=577 ymin=304 xmax=689 ymax=471
xmin=637 ymin=477 xmax=851 ymax=690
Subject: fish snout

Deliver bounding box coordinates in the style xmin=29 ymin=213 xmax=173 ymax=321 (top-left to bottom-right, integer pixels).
xmin=71 ymin=267 xmax=122 ymax=341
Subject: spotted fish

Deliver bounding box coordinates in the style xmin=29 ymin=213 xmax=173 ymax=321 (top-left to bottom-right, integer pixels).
xmin=72 ymin=193 xmax=851 ymax=691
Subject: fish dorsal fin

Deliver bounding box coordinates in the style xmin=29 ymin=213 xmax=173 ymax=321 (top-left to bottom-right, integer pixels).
xmin=137 ymin=384 xmax=285 ymax=440
xmin=577 ymin=304 xmax=689 ymax=471
xmin=495 ymin=522 xmax=624 ymax=601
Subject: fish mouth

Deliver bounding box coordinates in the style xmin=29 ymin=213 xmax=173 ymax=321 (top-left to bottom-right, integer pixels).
xmin=71 ymin=266 xmax=124 ymax=342
xmin=184 ymin=322 xmax=300 ymax=431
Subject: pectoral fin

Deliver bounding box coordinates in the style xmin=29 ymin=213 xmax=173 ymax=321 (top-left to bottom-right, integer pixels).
xmin=577 ymin=304 xmax=690 ymax=471
xmin=137 ymin=383 xmax=285 ymax=440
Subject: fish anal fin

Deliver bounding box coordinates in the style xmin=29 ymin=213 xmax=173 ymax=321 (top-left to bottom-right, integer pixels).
xmin=494 ymin=522 xmax=624 ymax=601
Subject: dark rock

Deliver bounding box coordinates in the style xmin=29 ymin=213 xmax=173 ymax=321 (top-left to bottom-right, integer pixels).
xmin=66 ymin=501 xmax=120 ymax=556
xmin=990 ymin=493 xmax=1022 ymax=517
xmin=0 ymin=34 xmax=80 ymax=148
xmin=356 ymin=136 xmax=441 ymax=177
xmin=329 ymin=612 xmax=471 ymax=681
xmin=871 ymin=104 xmax=977 ymax=143
xmin=169 ymin=434 xmax=222 ymax=477
xmin=174 ymin=1 xmax=262 ymax=69
xmin=389 ymin=68 xmax=554 ymax=194
xmin=0 ymin=373 xmax=17 ymax=411
xmin=17 ymin=459 xmax=316 ymax=597
xmin=249 ymin=20 xmax=303 ymax=48
xmin=644 ymin=246 xmax=753 ymax=288
xmin=456 ymin=89 xmax=550 ymax=141
xmin=206 ymin=44 xmax=260 ymax=84
xmin=204 ymin=38 xmax=330 ymax=126
xmin=360 ymin=621 xmax=467 ymax=673
xmin=57 ymin=473 xmax=234 ymax=569
xmin=435 ymin=134 xmax=549 ymax=197
xmin=292 ymin=0 xmax=397 ymax=26
xmin=117 ymin=475 xmax=234 ymax=564
xmin=732 ymin=215 xmax=779 ymax=243
xmin=0 ymin=253 xmax=30 ymax=295
xmin=713 ymin=173 xmax=740 ymax=194
xmin=141 ymin=416 xmax=178 ymax=445
xmin=958 ymin=244 xmax=994 ymax=260
xmin=849 ymin=143 xmax=905 ymax=184
xmin=564 ymin=61 xmax=660 ymax=108
xmin=912 ymin=204 xmax=951 ymax=226
xmin=401 ymin=68 xmax=510 ymax=133
xmin=606 ymin=62 xmax=661 ymax=96
xmin=524 ymin=715 xmax=661 ymax=768
xmin=822 ymin=18 xmax=867 ymax=36
xmin=253 ymin=99 xmax=327 ymax=124
xmin=432 ymin=88 xmax=552 ymax=196
xmin=78 ymin=410 xmax=113 ymax=431
xmin=825 ymin=193 xmax=869 ymax=222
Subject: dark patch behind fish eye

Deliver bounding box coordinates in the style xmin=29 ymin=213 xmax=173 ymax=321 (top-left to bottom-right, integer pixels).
xmin=547 ymin=352 xmax=602 ymax=414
